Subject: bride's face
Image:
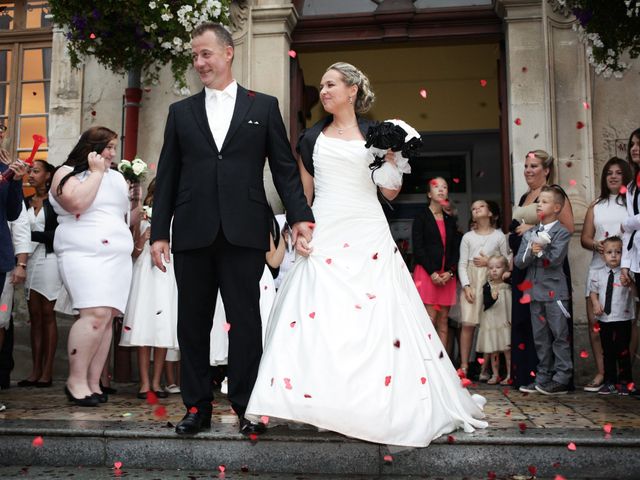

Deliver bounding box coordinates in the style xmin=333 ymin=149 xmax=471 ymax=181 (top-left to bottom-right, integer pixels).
xmin=319 ymin=69 xmax=357 ymax=114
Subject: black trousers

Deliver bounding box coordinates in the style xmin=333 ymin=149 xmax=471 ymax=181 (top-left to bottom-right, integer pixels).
xmin=599 ymin=320 xmax=632 ymax=384
xmin=0 ymin=272 xmax=11 ymax=388
xmin=174 ymin=232 xmax=264 ymax=418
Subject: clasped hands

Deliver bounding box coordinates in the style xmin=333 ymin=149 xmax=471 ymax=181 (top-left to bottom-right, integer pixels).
xmin=431 ymin=270 xmax=453 ymax=286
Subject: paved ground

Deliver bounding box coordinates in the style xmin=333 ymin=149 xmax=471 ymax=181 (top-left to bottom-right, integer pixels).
xmin=1 ymin=381 xmax=639 ymax=431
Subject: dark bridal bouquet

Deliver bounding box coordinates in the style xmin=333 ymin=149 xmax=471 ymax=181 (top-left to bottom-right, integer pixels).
xmin=364 ymin=119 xmax=422 ymax=189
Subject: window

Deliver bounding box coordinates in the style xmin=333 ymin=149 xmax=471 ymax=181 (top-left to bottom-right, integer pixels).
xmin=0 ymin=1 xmax=52 ymax=163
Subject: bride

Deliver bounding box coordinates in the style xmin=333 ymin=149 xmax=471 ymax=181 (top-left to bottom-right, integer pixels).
xmin=245 ymin=62 xmax=487 ymax=447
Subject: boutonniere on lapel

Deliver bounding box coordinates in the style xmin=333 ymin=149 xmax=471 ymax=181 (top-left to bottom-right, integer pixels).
xmin=247 ymin=90 xmax=256 ymax=98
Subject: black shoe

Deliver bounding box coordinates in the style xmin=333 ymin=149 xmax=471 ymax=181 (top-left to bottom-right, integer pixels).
xmin=35 ymin=380 xmax=52 ymax=388
xmin=137 ymin=391 xmax=149 ymax=400
xmin=518 ymin=382 xmax=538 ymax=393
xmin=92 ymin=391 xmax=108 ymax=403
xmin=535 ymin=381 xmax=568 ymax=396
xmin=239 ymin=417 xmax=267 ymax=436
xmin=99 ymin=381 xmax=117 ymax=394
xmin=155 ymin=390 xmax=169 ymax=399
xmin=175 ymin=411 xmax=211 ymax=435
xmin=17 ymin=379 xmax=38 ymax=387
xmin=64 ymin=386 xmax=99 ymax=407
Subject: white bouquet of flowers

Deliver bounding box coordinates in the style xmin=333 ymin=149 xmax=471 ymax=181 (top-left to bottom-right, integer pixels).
xmin=532 ymin=230 xmax=552 ymax=257
xmin=142 ymin=205 xmax=152 ymax=222
xmin=118 ymin=158 xmax=149 ymax=183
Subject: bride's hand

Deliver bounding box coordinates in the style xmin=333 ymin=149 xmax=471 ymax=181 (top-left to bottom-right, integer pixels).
xmin=384 ymin=149 xmax=396 ymax=166
xmin=295 ymin=236 xmax=313 ymax=257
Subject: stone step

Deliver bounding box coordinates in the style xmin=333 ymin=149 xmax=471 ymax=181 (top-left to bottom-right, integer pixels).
xmin=1 ymin=419 xmax=638 ymax=479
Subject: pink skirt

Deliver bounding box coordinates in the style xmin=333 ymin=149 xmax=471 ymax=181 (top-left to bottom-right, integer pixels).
xmin=413 ymin=264 xmax=456 ymax=306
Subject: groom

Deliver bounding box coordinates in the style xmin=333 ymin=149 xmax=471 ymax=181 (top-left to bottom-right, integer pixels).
xmin=151 ymin=22 xmax=314 ymax=436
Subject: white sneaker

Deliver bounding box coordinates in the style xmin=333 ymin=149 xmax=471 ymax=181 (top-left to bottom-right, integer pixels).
xmin=220 ymin=377 xmax=228 ymax=395
xmin=164 ymin=384 xmax=181 ymax=394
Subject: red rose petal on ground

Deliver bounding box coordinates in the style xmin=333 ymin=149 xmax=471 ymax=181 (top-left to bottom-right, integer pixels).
xmin=288 ymin=50 xmax=297 ymax=58
xmin=567 ymin=442 xmax=576 ymax=451
xmin=101 ymin=239 xmax=109 ymax=245
xmin=576 ymin=121 xmax=585 ymax=129
xmin=325 ymin=258 xmax=332 ymax=264
xmin=461 ymin=378 xmax=472 ymax=388
xmin=218 ymin=465 xmax=226 ymax=473
xmin=420 ymin=377 xmax=427 ymax=384
xmin=628 ymin=382 xmax=635 ymax=391
xmin=528 ymin=465 xmax=537 ymax=476
xmin=153 ymin=406 xmax=167 ymax=419
xmin=505 ymin=408 xmax=511 ymax=416
xmin=249 ymin=433 xmax=258 ymax=442
xmin=309 ymin=312 xmax=315 ymax=319
xmin=477 ymin=357 xmax=485 ymax=365
xmin=114 ymin=461 xmax=123 ymax=470
xmin=480 ymin=79 xmax=487 ymax=87
xmin=419 ymin=88 xmax=427 ymax=99
xmin=579 ymin=350 xmax=589 ymax=359
xmin=519 ymin=422 xmax=527 ymax=433
xmin=549 ymin=290 xmax=555 ymax=298
xmin=514 ymin=118 xmax=522 ymax=126
xmin=555 ymin=476 xmax=567 ymax=480
xmin=91 ymin=110 xmax=96 ymax=117
xmin=517 ymin=280 xmax=533 ymax=291
xmin=383 ymin=454 xmax=393 ymax=464
xmin=603 ymin=423 xmax=612 ymax=434
xmin=519 ymin=294 xmax=531 ymax=305
xmin=393 ymin=339 xmax=400 ymax=348
xmin=583 ymin=101 xmax=590 ymax=109
xmin=503 ymin=387 xmax=510 ymax=396
xmin=530 ymin=370 xmax=536 ymax=377
xmin=366 ymin=293 xmax=376 ymax=299
xmin=290 ymin=321 xmax=296 ymax=328
xmin=189 ymin=406 xmax=198 ymax=414
xmin=32 ymin=436 xmax=43 ymax=447
xmin=447 ymin=434 xmax=456 ymax=443
xmin=457 ymin=368 xmax=466 ymax=379
xmin=89 ymin=33 xmax=96 ymax=39
xmin=223 ymin=322 xmax=231 ymax=332
xmin=384 ymin=375 xmax=392 ymax=386
xmin=146 ymin=391 xmax=158 ymax=405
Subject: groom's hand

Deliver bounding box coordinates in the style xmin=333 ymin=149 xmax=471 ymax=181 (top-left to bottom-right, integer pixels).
xmin=292 ymin=221 xmax=314 ymax=257
xmin=151 ymin=240 xmax=171 ymax=272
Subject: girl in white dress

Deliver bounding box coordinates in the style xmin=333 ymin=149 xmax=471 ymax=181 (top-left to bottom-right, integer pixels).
xmin=49 ymin=126 xmax=133 ymax=406
xmin=246 ymin=63 xmax=487 ymax=448
xmin=19 ymin=160 xmax=62 ymax=387
xmin=120 ymin=178 xmax=178 ymax=399
xmin=458 ymin=200 xmax=510 ymax=381
xmin=477 ymin=255 xmax=512 ymax=384
xmin=581 ymin=157 xmax=631 ymax=391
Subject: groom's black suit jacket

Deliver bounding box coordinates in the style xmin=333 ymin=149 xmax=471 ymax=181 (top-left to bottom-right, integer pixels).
xmin=151 ymin=85 xmax=313 ymax=252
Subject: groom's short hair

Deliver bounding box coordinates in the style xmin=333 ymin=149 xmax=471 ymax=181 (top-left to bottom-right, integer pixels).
xmin=192 ymin=22 xmax=234 ymax=50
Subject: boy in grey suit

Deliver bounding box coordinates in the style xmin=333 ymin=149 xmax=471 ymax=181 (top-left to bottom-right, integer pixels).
xmin=515 ymin=185 xmax=573 ymax=395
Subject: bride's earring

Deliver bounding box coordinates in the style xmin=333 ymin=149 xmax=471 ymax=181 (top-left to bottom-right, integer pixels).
xmin=348 ymin=96 xmax=353 ymax=104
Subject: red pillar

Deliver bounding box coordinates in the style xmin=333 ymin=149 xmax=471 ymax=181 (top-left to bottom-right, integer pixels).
xmin=123 ymin=87 xmax=142 ymax=160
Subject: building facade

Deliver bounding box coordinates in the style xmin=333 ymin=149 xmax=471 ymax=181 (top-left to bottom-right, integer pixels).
xmin=2 ymin=0 xmax=639 ymax=383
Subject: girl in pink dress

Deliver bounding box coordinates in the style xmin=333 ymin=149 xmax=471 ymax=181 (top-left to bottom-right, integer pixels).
xmin=412 ymin=177 xmax=460 ymax=347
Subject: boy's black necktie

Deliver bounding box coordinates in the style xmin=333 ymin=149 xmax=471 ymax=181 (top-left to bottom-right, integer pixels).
xmin=604 ymin=270 xmax=614 ymax=315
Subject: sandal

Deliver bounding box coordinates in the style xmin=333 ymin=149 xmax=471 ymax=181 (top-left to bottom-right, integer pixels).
xmin=478 ymin=371 xmax=491 ymax=382
xmin=499 ymin=376 xmax=512 ymax=385
xmin=487 ymin=374 xmax=500 ymax=385
xmin=584 ymin=377 xmax=604 ymax=392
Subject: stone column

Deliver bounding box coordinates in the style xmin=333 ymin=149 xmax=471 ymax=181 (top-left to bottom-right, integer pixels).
xmin=47 ymin=27 xmax=84 ymax=165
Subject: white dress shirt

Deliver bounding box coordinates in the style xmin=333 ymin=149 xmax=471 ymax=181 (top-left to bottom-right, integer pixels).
xmin=205 ymin=80 xmax=237 ymax=150
xmin=589 ymin=266 xmax=635 ymax=322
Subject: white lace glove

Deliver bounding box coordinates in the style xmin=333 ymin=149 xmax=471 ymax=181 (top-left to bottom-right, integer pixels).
xmin=372 ymin=161 xmax=403 ymax=189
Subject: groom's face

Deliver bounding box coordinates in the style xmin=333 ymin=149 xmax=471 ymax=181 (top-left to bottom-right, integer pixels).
xmin=192 ymin=30 xmax=234 ymax=90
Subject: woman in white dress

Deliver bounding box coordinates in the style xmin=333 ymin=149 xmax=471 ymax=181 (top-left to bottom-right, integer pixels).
xmin=18 ymin=160 xmax=62 ymax=388
xmin=120 ymin=178 xmax=178 ymax=399
xmin=49 ymin=126 xmax=133 ymax=406
xmin=246 ymin=63 xmax=487 ymax=447
xmin=580 ymin=157 xmax=631 ymax=392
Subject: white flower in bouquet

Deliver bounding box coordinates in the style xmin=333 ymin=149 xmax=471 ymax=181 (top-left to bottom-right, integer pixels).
xmin=117 ymin=159 xmax=132 ymax=173
xmin=532 ymin=230 xmax=552 ymax=257
xmin=142 ymin=205 xmax=153 ymax=222
xmin=132 ymin=158 xmax=148 ymax=176
xmin=118 ymin=158 xmax=149 ymax=182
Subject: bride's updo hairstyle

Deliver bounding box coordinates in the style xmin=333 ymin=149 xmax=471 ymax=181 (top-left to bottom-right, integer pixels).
xmin=327 ymin=62 xmax=375 ymax=114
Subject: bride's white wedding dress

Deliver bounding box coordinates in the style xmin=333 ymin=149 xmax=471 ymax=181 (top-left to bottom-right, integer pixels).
xmin=245 ymin=133 xmax=487 ymax=447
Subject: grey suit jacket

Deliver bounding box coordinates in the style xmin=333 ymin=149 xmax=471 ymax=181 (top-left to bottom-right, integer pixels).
xmin=514 ymin=221 xmax=571 ymax=302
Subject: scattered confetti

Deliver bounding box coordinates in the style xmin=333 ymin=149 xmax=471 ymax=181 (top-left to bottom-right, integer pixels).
xmin=480 ymin=79 xmax=488 ymax=87
xmin=593 ymin=323 xmax=601 ymax=333
xmin=518 ymin=422 xmax=527 ymax=433
xmin=366 ymin=293 xmax=376 ymax=299
xmin=569 ymin=179 xmax=577 ymax=186
xmin=419 ymin=89 xmax=427 ymax=99
xmin=519 ymin=294 xmax=531 ymax=305
xmin=325 ymin=258 xmax=332 ymax=265
xmin=0 ymin=304 xmax=8 ymax=312
xmin=579 ymin=350 xmax=589 ymax=359
xmin=343 ymin=243 xmax=350 ymax=248
xmin=355 ymin=304 xmax=362 ymax=309
xmin=309 ymin=312 xmax=315 ymax=319
xmin=303 ymin=393 xmax=312 ymax=398
xmin=452 ymin=177 xmax=460 ymax=183
xmin=189 ymin=406 xmax=198 ymax=414
xmin=114 ymin=461 xmax=123 ymax=470
xmin=249 ymin=433 xmax=258 ymax=442
xmin=603 ymin=423 xmax=612 ymax=434
xmin=290 ymin=321 xmax=296 ymax=328
xmin=287 ymin=50 xmax=297 ymax=58
xmin=223 ymin=322 xmax=231 ymax=333
xmin=32 ymin=436 xmax=43 ymax=447
xmin=620 ymin=185 xmax=628 ymax=194
xmin=393 ymin=339 xmax=400 ymax=348
xmin=447 ymin=434 xmax=456 ymax=444
xmin=153 ymin=406 xmax=167 ymax=419
xmin=530 ymin=370 xmax=536 ymax=377
xmin=420 ymin=377 xmax=427 ymax=384
xmin=477 ymin=357 xmax=485 ymax=365
xmin=461 ymin=378 xmax=472 ymax=388
xmin=146 ymin=391 xmax=158 ymax=405
xmin=89 ymin=33 xmax=96 ymax=39
xmin=488 ymin=471 xmax=497 ymax=480
xmin=372 ymin=252 xmax=379 ymax=260
xmin=218 ymin=465 xmax=226 ymax=473
xmin=576 ymin=121 xmax=585 ymax=129
xmin=514 ymin=118 xmax=522 ymax=126
xmin=505 ymin=408 xmax=511 ymax=416
xmin=91 ymin=110 xmax=96 ymax=117
xmin=555 ymin=476 xmax=567 ymax=480
xmin=284 ymin=378 xmax=293 ymax=390
xmin=517 ymin=280 xmax=533 ymax=291
xmin=528 ymin=465 xmax=537 ymax=476
xmin=385 ymin=375 xmax=392 ymax=386
xmin=101 ymin=239 xmax=109 ymax=245
xmin=567 ymin=442 xmax=576 ymax=451
xmin=549 ymin=290 xmax=556 ymax=298
xmin=383 ymin=454 xmax=393 ymax=464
